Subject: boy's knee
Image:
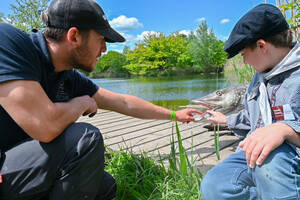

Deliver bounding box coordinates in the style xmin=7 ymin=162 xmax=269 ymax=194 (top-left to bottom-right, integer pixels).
xmin=201 ymin=169 xmax=221 ymax=199
xmin=253 ymin=143 xmax=296 ymax=181
xmin=252 ymin=144 xmax=300 ymax=199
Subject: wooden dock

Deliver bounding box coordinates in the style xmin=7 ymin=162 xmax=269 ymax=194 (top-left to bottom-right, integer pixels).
xmin=77 ymin=110 xmax=240 ymax=172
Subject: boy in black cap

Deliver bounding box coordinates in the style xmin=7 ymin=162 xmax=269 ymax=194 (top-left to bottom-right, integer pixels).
xmin=201 ymin=4 xmax=300 ymax=200
xmin=0 ymin=0 xmax=201 ymax=199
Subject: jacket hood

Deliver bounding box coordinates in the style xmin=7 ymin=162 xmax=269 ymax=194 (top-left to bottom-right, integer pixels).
xmin=264 ymin=42 xmax=300 ymax=80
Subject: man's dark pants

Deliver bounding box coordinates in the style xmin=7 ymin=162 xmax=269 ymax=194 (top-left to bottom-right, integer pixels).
xmin=0 ymin=122 xmax=116 ymax=200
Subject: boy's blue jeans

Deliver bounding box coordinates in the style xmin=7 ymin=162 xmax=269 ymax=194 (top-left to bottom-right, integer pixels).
xmin=201 ymin=143 xmax=300 ymax=200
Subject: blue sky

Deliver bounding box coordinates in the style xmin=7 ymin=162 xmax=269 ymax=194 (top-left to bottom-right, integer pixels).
xmin=0 ymin=0 xmax=277 ymax=52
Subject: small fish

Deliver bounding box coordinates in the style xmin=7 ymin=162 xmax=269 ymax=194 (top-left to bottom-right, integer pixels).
xmin=192 ymin=111 xmax=212 ymax=121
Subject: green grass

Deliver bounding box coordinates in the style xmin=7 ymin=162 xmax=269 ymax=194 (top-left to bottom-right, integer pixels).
xmin=232 ymin=62 xmax=255 ymax=83
xmin=105 ymin=122 xmax=221 ymax=200
xmin=223 ymin=54 xmax=255 ymax=83
xmin=214 ymin=124 xmax=220 ymax=160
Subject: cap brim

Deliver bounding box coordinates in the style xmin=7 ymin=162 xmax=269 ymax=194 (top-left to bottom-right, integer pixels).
xmin=96 ymin=27 xmax=125 ymax=43
xmin=227 ymin=51 xmax=238 ymax=59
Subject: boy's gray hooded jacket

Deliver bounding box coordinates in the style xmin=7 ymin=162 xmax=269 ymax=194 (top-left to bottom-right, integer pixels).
xmin=227 ymin=42 xmax=300 ymax=155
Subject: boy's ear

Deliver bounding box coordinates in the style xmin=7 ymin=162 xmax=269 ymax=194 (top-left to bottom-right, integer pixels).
xmin=256 ymin=39 xmax=266 ymax=49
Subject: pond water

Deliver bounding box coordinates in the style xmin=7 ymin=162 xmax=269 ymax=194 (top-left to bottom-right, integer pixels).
xmin=92 ymin=74 xmax=239 ymax=110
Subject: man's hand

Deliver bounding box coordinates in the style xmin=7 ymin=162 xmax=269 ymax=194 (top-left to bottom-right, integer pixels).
xmin=239 ymin=123 xmax=294 ymax=168
xmin=175 ymin=109 xmax=202 ymax=123
xmin=206 ymin=110 xmax=227 ymax=124
xmin=75 ymin=95 xmax=98 ymax=117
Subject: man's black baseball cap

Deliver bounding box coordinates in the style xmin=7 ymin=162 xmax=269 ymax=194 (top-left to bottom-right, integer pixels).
xmin=224 ymin=4 xmax=289 ymax=59
xmin=42 ymin=0 xmax=125 ymax=43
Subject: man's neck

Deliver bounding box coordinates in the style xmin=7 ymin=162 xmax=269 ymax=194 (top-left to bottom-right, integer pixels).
xmin=46 ymin=39 xmax=74 ymax=72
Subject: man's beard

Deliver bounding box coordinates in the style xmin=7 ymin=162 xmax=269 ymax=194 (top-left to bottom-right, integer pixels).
xmin=70 ymin=44 xmax=95 ymax=73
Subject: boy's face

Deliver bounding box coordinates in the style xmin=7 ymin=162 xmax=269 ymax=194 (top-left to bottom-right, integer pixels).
xmin=240 ymin=44 xmax=268 ymax=73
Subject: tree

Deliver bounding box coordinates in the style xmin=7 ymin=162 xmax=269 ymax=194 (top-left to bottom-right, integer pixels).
xmin=122 ymin=45 xmax=131 ymax=55
xmin=124 ymin=33 xmax=192 ymax=76
xmin=9 ymin=0 xmax=49 ymax=32
xmin=94 ymin=51 xmax=129 ymax=77
xmin=188 ymin=21 xmax=227 ymax=73
xmin=279 ymin=1 xmax=300 ymax=38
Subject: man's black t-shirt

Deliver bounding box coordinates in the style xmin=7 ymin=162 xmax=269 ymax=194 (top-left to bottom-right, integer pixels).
xmin=0 ymin=23 xmax=99 ymax=152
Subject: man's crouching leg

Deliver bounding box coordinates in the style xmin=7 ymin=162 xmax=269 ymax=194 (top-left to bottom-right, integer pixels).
xmin=0 ymin=122 xmax=116 ymax=200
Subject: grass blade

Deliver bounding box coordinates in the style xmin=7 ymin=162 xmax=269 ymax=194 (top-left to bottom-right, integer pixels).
xmin=214 ymin=123 xmax=220 ymax=160
xmin=175 ymin=121 xmax=188 ymax=177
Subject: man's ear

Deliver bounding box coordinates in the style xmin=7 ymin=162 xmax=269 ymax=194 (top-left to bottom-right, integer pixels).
xmin=65 ymin=27 xmax=82 ymax=47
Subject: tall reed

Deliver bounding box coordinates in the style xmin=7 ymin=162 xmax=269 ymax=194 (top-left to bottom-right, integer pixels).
xmin=214 ymin=123 xmax=220 ymax=160
xmin=224 ymin=54 xmax=255 ymax=83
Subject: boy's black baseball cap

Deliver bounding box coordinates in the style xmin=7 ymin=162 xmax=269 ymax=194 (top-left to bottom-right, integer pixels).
xmin=224 ymin=4 xmax=289 ymax=59
xmin=43 ymin=0 xmax=125 ymax=43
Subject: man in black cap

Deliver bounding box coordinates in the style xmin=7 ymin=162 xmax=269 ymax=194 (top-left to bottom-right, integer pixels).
xmin=201 ymin=4 xmax=300 ymax=200
xmin=0 ymin=0 xmax=201 ymax=199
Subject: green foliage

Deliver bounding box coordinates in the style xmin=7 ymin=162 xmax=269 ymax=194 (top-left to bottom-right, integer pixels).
xmin=94 ymin=51 xmax=129 ymax=77
xmin=124 ymin=33 xmax=192 ymax=76
xmin=232 ymin=61 xmax=255 ymax=83
xmin=9 ymin=0 xmax=49 ymax=32
xmin=280 ymin=1 xmax=300 ymax=33
xmin=0 ymin=12 xmax=4 ymax=22
xmin=122 ymin=45 xmax=131 ymax=55
xmin=189 ymin=22 xmax=227 ymax=73
xmin=105 ymin=122 xmax=203 ymax=200
xmin=214 ymin=124 xmax=220 ymax=160
xmin=224 ymin=54 xmax=255 ymax=83
xmin=105 ymin=150 xmax=165 ymax=199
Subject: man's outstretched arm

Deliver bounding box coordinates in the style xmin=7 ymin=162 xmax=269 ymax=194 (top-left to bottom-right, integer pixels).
xmin=93 ymin=88 xmax=201 ymax=122
xmin=0 ymin=80 xmax=97 ymax=142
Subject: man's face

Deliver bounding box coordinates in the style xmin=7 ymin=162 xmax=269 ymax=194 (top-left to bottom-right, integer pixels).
xmin=72 ymin=30 xmax=107 ymax=72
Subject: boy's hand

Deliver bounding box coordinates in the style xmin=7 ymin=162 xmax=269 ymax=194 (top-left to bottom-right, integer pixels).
xmin=206 ymin=110 xmax=227 ymax=124
xmin=239 ymin=123 xmax=294 ymax=168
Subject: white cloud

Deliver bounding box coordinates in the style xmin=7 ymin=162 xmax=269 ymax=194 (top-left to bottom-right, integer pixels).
xmin=110 ymin=15 xmax=143 ymax=32
xmin=217 ymin=35 xmax=229 ymax=41
xmin=106 ymin=43 xmax=125 ymax=53
xmin=220 ymin=18 xmax=230 ymax=24
xmin=178 ymin=30 xmax=192 ymax=36
xmin=117 ymin=32 xmax=136 ymax=42
xmin=108 ymin=44 xmax=121 ymax=48
xmin=196 ymin=17 xmax=206 ymax=24
xmin=136 ymin=31 xmax=161 ymax=41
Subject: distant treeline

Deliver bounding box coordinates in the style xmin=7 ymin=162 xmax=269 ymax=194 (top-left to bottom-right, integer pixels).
xmin=89 ymin=22 xmax=227 ymax=78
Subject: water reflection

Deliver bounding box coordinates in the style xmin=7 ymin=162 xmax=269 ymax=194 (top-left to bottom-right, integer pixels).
xmin=92 ymin=75 xmax=239 ymax=110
